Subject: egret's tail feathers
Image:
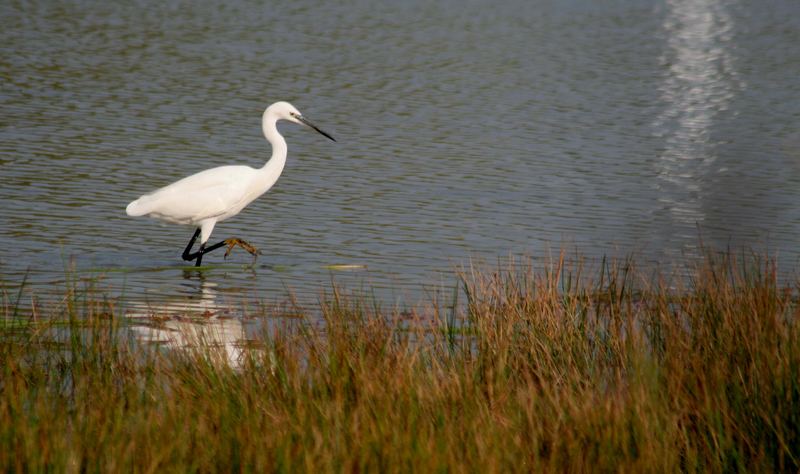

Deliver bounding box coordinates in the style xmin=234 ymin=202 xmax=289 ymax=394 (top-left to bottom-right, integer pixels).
xmin=126 ymin=198 xmax=149 ymax=217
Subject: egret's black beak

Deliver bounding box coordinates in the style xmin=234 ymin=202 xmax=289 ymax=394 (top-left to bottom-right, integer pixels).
xmin=298 ymin=115 xmax=336 ymax=142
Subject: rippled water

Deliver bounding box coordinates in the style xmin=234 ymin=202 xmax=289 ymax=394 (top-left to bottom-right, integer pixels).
xmin=2 ymin=0 xmax=800 ymax=311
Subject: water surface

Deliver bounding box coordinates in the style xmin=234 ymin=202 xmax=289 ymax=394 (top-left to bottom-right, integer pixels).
xmin=2 ymin=0 xmax=799 ymax=311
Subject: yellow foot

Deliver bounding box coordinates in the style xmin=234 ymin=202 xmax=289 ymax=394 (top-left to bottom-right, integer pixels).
xmin=223 ymin=238 xmax=261 ymax=259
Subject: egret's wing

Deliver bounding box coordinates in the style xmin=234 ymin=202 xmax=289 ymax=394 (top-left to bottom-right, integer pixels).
xmin=149 ymin=182 xmax=250 ymax=223
xmin=127 ymin=166 xmax=255 ymax=223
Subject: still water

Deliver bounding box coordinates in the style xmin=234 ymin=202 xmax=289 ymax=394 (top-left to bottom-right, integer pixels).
xmin=2 ymin=0 xmax=800 ymax=312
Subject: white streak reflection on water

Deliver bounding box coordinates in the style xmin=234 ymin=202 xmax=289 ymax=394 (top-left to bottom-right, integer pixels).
xmin=654 ymin=0 xmax=743 ymax=254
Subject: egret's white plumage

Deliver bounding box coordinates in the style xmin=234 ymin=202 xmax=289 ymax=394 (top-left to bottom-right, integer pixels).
xmin=126 ymin=101 xmax=335 ymax=263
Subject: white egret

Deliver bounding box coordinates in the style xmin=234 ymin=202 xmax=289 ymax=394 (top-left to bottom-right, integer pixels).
xmin=126 ymin=101 xmax=335 ymax=266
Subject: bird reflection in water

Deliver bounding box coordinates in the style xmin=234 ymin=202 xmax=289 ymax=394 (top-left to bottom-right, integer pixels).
xmin=127 ymin=275 xmax=255 ymax=369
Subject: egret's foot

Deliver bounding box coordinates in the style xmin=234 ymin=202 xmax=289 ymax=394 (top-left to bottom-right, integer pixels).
xmin=223 ymin=238 xmax=261 ymax=259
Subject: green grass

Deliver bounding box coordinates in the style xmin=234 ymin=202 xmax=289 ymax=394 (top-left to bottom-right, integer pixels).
xmin=1 ymin=250 xmax=799 ymax=472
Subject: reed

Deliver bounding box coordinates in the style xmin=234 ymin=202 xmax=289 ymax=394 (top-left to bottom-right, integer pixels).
xmin=1 ymin=250 xmax=798 ymax=472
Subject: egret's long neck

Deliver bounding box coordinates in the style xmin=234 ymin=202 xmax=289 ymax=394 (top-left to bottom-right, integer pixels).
xmin=256 ymin=112 xmax=288 ymax=193
xmin=262 ymin=113 xmax=287 ymax=171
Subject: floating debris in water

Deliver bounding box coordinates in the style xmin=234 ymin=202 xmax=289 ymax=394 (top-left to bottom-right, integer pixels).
xmin=323 ymin=264 xmax=368 ymax=271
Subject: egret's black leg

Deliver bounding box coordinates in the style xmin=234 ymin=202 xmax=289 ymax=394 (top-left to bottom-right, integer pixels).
xmin=183 ymin=239 xmax=228 ymax=267
xmin=181 ymin=229 xmax=259 ymax=267
xmin=200 ymin=240 xmax=229 ymax=254
xmin=195 ymin=243 xmax=206 ymax=267
xmin=181 ymin=229 xmax=201 ymax=261
xmin=182 ymin=228 xmax=217 ymax=266
xmin=193 ymin=240 xmax=248 ymax=267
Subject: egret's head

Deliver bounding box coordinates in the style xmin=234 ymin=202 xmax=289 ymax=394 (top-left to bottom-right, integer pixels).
xmin=268 ymin=101 xmax=336 ymax=142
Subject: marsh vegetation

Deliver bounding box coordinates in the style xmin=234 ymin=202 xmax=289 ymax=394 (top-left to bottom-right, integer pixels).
xmin=2 ymin=251 xmax=799 ymax=472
